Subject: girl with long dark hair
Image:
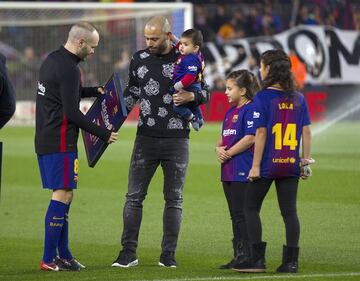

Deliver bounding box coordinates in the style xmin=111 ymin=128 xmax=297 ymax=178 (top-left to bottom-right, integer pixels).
xmin=233 ymin=49 xmax=314 ymax=273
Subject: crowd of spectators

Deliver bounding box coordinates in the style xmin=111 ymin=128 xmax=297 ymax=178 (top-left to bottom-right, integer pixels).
xmin=192 ymin=0 xmax=359 ymax=43
xmin=0 ymin=0 xmax=359 ymax=100
xmin=0 ymin=15 xmax=133 ymax=99
xmin=295 ymin=0 xmax=358 ymax=29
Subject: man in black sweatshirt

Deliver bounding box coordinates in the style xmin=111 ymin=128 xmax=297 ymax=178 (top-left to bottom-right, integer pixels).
xmin=0 ymin=52 xmax=16 ymax=129
xmin=112 ymin=16 xmax=209 ymax=268
xmin=35 ymin=22 xmax=118 ymax=272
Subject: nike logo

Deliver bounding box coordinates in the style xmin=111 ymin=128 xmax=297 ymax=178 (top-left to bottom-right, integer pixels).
xmin=52 ymin=216 xmax=64 ymax=220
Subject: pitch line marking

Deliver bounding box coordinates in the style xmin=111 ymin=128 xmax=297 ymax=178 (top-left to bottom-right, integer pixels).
xmin=133 ymin=272 xmax=360 ymax=281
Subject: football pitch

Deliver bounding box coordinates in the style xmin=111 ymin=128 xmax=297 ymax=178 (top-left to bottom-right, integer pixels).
xmin=0 ymin=123 xmax=359 ymax=281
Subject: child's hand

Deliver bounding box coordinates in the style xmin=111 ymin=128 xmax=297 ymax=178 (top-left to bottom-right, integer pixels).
xmin=248 ymin=166 xmax=261 ymax=182
xmin=169 ymin=33 xmax=179 ymax=43
xmin=300 ymin=165 xmax=312 ymax=180
xmin=300 ymin=158 xmax=315 ymax=180
xmin=215 ymin=146 xmax=231 ymax=163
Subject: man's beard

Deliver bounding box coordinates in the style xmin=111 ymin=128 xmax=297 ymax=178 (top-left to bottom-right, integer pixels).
xmin=150 ymin=41 xmax=167 ymax=55
xmin=78 ymin=48 xmax=88 ymax=61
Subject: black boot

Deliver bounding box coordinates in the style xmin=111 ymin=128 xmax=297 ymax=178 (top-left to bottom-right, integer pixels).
xmin=232 ymin=242 xmax=266 ymax=273
xmin=233 ymin=240 xmax=250 ymax=264
xmin=276 ymin=245 xmax=299 ymax=273
xmin=219 ymin=239 xmax=238 ymax=269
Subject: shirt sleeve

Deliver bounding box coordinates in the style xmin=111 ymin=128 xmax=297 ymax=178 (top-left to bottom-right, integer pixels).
xmin=302 ymin=95 xmax=311 ymax=126
xmin=81 ymin=86 xmax=99 ymax=98
xmin=253 ymin=93 xmax=267 ymax=128
xmin=122 ymin=56 xmax=140 ymax=113
xmin=244 ymin=103 xmax=257 ymax=135
xmin=59 ymin=64 xmax=111 ymax=142
xmin=175 ymin=41 xmax=180 ymax=49
xmin=179 ymin=74 xmax=196 ymax=89
xmin=0 ymin=65 xmax=16 ymax=129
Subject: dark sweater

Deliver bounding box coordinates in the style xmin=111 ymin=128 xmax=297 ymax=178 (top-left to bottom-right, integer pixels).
xmin=123 ymin=46 xmax=209 ymax=138
xmin=0 ymin=52 xmax=16 ymax=129
xmin=35 ymin=46 xmax=111 ymax=154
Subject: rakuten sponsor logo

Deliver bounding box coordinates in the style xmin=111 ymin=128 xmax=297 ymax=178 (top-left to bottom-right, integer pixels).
xmin=223 ymin=129 xmax=237 ymax=136
xmin=188 ymin=65 xmax=198 ymax=72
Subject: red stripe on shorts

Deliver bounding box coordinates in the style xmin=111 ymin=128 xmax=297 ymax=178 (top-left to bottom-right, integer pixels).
xmin=63 ymin=155 xmax=70 ymax=188
xmin=60 ymin=115 xmax=68 ymax=152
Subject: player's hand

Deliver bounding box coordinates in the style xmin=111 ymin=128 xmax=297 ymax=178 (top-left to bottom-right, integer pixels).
xmin=215 ymin=146 xmax=231 ymax=163
xmin=107 ymin=132 xmax=118 ymax=144
xmin=97 ymin=86 xmax=105 ymax=95
xmin=173 ymin=90 xmax=195 ymax=106
xmin=300 ymin=158 xmax=315 ymax=180
xmin=248 ymin=166 xmax=260 ymax=182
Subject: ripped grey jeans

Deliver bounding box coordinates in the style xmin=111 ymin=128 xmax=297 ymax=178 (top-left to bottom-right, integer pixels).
xmin=120 ymin=135 xmax=189 ymax=253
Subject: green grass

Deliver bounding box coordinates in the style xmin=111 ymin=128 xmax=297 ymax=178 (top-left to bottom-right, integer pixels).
xmin=0 ymin=123 xmax=359 ymax=281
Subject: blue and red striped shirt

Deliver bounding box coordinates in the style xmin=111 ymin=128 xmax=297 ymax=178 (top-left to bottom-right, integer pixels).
xmin=253 ymin=88 xmax=311 ymax=178
xmin=221 ymin=102 xmax=256 ymax=182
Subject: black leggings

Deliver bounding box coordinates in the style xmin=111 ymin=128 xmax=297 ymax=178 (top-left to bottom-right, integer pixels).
xmin=222 ymin=181 xmax=249 ymax=242
xmin=245 ymin=177 xmax=300 ymax=247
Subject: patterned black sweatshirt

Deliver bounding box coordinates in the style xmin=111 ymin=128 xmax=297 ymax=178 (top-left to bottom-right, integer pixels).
xmin=123 ymin=46 xmax=209 ymax=138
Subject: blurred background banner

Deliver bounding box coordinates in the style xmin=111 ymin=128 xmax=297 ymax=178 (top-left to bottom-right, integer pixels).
xmin=0 ymin=2 xmax=193 ymax=101
xmin=202 ymin=25 xmax=360 ymax=87
xmin=0 ymin=1 xmax=359 ymax=125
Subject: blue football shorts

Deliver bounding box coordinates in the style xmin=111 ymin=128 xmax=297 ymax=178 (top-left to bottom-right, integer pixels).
xmin=37 ymin=152 xmax=78 ymax=190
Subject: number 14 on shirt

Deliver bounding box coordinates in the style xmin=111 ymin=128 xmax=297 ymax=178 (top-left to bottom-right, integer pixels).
xmin=272 ymin=123 xmax=298 ymax=150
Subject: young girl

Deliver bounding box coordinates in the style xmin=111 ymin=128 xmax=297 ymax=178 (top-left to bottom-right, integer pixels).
xmin=215 ymin=70 xmax=260 ymax=269
xmin=233 ymin=49 xmax=314 ymax=273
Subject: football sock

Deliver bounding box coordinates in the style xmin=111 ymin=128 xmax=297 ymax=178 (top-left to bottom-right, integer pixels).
xmin=43 ymin=200 xmax=67 ymax=263
xmin=58 ymin=203 xmax=73 ymax=260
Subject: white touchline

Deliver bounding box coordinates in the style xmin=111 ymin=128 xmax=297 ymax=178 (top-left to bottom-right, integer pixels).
xmin=133 ymin=272 xmax=360 ymax=281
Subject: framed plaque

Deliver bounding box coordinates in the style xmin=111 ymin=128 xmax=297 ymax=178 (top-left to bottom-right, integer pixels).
xmin=82 ymin=73 xmax=127 ymax=167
